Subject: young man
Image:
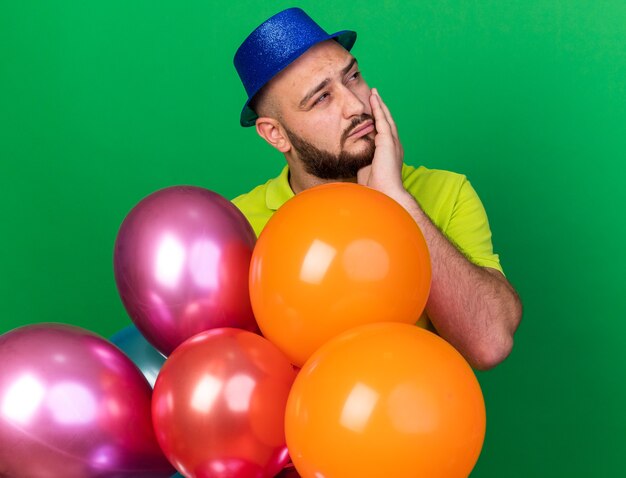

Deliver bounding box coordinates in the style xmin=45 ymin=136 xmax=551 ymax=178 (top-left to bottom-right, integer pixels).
xmin=232 ymin=8 xmax=522 ymax=370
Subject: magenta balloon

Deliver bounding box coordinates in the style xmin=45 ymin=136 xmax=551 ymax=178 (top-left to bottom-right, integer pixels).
xmin=114 ymin=186 xmax=258 ymax=356
xmin=0 ymin=323 xmax=174 ymax=478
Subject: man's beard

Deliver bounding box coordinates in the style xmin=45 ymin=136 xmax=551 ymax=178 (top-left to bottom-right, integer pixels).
xmin=283 ymin=114 xmax=376 ymax=180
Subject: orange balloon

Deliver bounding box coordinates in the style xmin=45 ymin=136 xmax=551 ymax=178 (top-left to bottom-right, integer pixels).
xmin=249 ymin=183 xmax=431 ymax=366
xmin=285 ymin=323 xmax=486 ymax=478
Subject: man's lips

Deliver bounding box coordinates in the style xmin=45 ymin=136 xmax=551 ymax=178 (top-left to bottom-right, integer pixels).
xmin=348 ymin=121 xmax=375 ymax=139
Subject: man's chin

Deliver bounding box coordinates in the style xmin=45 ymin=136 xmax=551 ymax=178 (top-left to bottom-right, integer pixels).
xmin=286 ymin=126 xmax=374 ymax=180
xmin=331 ymin=156 xmax=373 ymax=179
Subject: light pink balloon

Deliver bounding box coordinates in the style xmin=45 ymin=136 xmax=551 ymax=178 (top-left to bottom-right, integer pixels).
xmin=114 ymin=186 xmax=258 ymax=356
xmin=0 ymin=323 xmax=174 ymax=478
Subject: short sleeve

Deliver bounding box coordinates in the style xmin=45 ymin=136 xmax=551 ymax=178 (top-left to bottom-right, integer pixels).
xmin=444 ymin=178 xmax=503 ymax=274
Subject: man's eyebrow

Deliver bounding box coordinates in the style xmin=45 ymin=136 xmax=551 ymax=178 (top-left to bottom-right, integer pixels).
xmin=298 ymin=57 xmax=358 ymax=108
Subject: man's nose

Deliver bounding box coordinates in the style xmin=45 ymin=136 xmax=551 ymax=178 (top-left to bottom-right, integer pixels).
xmin=341 ymin=86 xmax=367 ymax=118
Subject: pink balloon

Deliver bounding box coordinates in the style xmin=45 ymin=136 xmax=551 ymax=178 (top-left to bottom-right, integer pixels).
xmin=152 ymin=328 xmax=297 ymax=478
xmin=0 ymin=323 xmax=174 ymax=478
xmin=114 ymin=186 xmax=258 ymax=356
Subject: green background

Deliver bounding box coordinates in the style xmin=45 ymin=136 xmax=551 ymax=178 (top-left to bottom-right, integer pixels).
xmin=2 ymin=0 xmax=625 ymax=476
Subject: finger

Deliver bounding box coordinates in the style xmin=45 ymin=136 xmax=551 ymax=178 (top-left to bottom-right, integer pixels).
xmin=373 ymin=88 xmax=399 ymax=140
xmin=370 ymin=88 xmax=390 ymax=125
xmin=369 ymin=89 xmax=392 ymax=137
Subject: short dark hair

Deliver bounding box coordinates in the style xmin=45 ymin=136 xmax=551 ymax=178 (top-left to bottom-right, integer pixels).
xmin=248 ymin=83 xmax=278 ymax=119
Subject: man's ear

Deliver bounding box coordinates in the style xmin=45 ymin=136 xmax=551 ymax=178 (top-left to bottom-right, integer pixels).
xmin=255 ymin=117 xmax=291 ymax=153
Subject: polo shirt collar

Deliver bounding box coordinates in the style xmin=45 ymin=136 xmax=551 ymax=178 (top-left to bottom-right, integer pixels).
xmin=266 ymin=165 xmax=295 ymax=211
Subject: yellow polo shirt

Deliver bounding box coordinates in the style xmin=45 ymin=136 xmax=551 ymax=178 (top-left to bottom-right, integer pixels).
xmin=232 ymin=163 xmax=502 ymax=328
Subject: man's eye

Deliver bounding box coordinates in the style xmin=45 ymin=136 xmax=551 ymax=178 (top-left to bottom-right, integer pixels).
xmin=313 ymin=93 xmax=329 ymax=105
xmin=350 ymin=71 xmax=361 ymax=81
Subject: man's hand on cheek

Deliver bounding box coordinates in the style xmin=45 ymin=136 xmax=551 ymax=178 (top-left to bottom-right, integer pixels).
xmin=357 ymin=88 xmax=407 ymax=202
